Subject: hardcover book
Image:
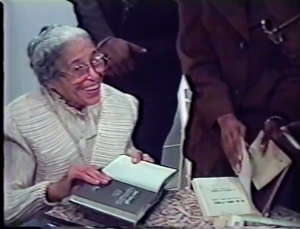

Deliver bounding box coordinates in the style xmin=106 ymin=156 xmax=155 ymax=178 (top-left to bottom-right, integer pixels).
xmin=69 ymin=155 xmax=177 ymax=226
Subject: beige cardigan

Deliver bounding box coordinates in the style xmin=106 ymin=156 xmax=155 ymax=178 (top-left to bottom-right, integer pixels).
xmin=4 ymin=84 xmax=140 ymax=225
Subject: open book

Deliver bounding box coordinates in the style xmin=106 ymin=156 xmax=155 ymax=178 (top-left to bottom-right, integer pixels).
xmin=70 ymin=155 xmax=177 ymax=226
xmin=102 ymin=155 xmax=177 ymax=192
xmin=193 ymin=132 xmax=292 ymax=218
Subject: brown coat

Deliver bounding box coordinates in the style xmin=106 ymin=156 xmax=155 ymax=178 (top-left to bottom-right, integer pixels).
xmin=177 ymin=0 xmax=300 ymax=178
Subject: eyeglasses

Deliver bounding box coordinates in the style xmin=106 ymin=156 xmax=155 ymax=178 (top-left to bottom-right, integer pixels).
xmin=261 ymin=14 xmax=300 ymax=45
xmin=58 ymin=51 xmax=109 ymax=81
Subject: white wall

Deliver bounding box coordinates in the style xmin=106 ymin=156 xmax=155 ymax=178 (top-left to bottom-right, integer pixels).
xmin=4 ymin=0 xmax=77 ymax=104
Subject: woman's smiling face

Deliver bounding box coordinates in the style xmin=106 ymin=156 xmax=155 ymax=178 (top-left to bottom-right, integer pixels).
xmin=49 ymin=38 xmax=107 ymax=109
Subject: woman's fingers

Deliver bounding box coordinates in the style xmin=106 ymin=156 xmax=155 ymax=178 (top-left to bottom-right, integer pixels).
xmin=76 ymin=172 xmax=100 ymax=185
xmin=71 ymin=165 xmax=111 ymax=185
xmin=97 ymin=173 xmax=111 ymax=184
xmin=85 ymin=168 xmax=111 ymax=184
xmin=131 ymin=152 xmax=154 ymax=163
xmin=131 ymin=152 xmax=143 ymax=164
xmin=142 ymin=154 xmax=154 ymax=163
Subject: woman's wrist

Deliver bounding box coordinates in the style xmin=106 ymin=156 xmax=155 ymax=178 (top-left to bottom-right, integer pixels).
xmin=46 ymin=179 xmax=71 ymax=203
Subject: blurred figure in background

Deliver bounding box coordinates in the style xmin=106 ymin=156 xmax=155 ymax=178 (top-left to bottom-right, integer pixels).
xmin=177 ymin=0 xmax=300 ymax=212
xmin=68 ymin=0 xmax=181 ymax=164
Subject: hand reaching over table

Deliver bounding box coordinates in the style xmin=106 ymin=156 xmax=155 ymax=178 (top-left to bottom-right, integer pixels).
xmin=217 ymin=114 xmax=247 ymax=172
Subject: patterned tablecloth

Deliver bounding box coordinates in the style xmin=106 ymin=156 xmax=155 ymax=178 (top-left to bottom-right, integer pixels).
xmin=47 ymin=189 xmax=300 ymax=227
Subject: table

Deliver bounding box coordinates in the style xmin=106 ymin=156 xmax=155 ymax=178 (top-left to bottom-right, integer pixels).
xmin=47 ymin=189 xmax=300 ymax=227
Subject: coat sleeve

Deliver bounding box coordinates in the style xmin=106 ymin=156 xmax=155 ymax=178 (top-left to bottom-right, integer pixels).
xmin=264 ymin=0 xmax=300 ymax=121
xmin=177 ymin=1 xmax=234 ymax=127
xmin=67 ymin=0 xmax=114 ymax=44
xmin=125 ymin=94 xmax=142 ymax=156
xmin=4 ymin=115 xmax=58 ymax=226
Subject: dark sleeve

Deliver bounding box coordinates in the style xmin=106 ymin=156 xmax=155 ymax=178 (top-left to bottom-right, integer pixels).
xmin=67 ymin=0 xmax=114 ymax=43
xmin=270 ymin=68 xmax=300 ymax=122
xmin=288 ymin=121 xmax=300 ymax=143
xmin=264 ymin=0 xmax=300 ymax=121
xmin=176 ymin=0 xmax=234 ymax=127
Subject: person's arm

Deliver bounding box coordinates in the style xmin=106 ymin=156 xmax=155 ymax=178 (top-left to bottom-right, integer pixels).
xmin=4 ymin=115 xmax=58 ymax=226
xmin=287 ymin=121 xmax=300 ymax=143
xmin=67 ymin=0 xmax=114 ymax=44
xmin=177 ymin=1 xmax=234 ymax=127
xmin=124 ymin=94 xmax=141 ymax=155
xmin=264 ymin=0 xmax=300 ymax=121
xmin=270 ymin=75 xmax=300 ymax=121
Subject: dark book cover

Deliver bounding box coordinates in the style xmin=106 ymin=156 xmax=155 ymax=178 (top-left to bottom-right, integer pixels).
xmin=70 ymin=180 xmax=163 ymax=226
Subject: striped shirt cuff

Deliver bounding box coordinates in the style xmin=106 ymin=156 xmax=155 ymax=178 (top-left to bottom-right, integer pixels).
xmin=39 ymin=181 xmax=60 ymax=207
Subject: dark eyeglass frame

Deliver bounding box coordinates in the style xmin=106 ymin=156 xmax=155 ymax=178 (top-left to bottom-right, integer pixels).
xmin=260 ymin=13 xmax=300 ymax=45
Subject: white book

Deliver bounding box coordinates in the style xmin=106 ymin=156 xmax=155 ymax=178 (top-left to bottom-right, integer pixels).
xmin=192 ymin=177 xmax=260 ymax=218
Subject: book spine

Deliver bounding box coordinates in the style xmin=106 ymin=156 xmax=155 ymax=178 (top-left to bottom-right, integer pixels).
xmin=191 ymin=181 xmax=211 ymax=217
xmin=79 ymin=205 xmax=134 ymax=227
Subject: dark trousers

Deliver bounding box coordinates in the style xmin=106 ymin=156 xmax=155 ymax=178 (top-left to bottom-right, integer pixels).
xmin=132 ymin=96 xmax=177 ymax=163
xmin=104 ymin=76 xmax=178 ymax=163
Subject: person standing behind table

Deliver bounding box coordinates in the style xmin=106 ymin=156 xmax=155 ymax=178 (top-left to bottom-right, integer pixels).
xmin=177 ymin=0 xmax=300 ymax=210
xmin=68 ymin=0 xmax=182 ymax=164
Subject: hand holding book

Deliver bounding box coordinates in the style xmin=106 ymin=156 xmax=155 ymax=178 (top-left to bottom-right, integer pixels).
xmin=47 ymin=165 xmax=112 ymax=203
xmin=69 ymin=155 xmax=177 ymax=226
xmin=217 ymin=113 xmax=247 ymax=172
xmin=129 ymin=151 xmax=154 ymax=164
xmin=46 ymin=152 xmax=154 ymax=203
xmin=261 ymin=118 xmax=300 ymax=154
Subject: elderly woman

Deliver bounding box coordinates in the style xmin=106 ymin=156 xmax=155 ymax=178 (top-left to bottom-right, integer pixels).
xmin=4 ymin=25 xmax=153 ymax=226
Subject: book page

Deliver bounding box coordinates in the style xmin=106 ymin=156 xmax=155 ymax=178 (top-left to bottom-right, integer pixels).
xmin=250 ymin=131 xmax=292 ymax=190
xmin=102 ymin=155 xmax=177 ymax=193
xmin=192 ymin=177 xmax=259 ymax=217
xmin=236 ymin=138 xmax=252 ymax=197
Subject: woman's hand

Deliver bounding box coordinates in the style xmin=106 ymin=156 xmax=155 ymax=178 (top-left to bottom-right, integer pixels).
xmin=130 ymin=151 xmax=154 ymax=164
xmin=99 ymin=38 xmax=147 ymax=77
xmin=217 ymin=114 xmax=247 ymax=172
xmin=47 ymin=165 xmax=111 ymax=203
